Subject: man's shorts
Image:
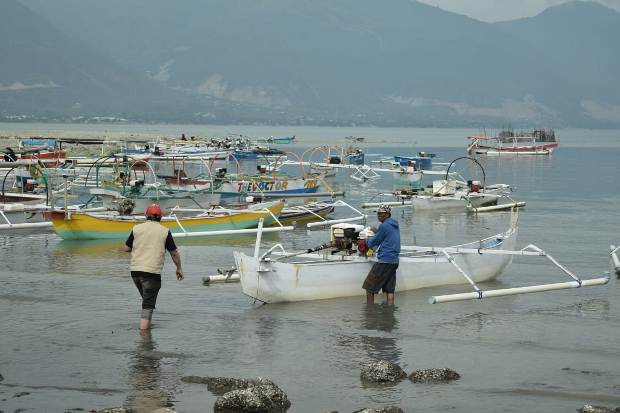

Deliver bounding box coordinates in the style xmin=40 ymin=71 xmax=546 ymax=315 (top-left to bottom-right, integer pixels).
xmin=131 ymin=271 xmax=162 ymax=309
xmin=362 ymin=262 xmax=399 ymax=294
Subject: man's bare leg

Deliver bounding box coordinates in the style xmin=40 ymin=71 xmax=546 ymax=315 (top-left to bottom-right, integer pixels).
xmin=386 ymin=293 xmax=394 ymax=305
xmin=140 ymin=308 xmax=153 ymax=330
xmin=366 ymin=291 xmax=375 ymax=304
xmin=139 ymin=319 xmax=152 ymax=330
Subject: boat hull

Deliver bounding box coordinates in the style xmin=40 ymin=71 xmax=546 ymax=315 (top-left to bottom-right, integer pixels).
xmin=410 ymin=192 xmax=500 ymax=211
xmin=235 ymin=228 xmax=516 ymax=303
xmin=52 ymin=202 xmax=284 ymax=240
xmin=219 ymin=177 xmax=320 ymax=198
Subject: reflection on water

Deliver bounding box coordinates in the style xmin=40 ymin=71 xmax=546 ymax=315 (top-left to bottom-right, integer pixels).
xmin=525 ymin=298 xmax=611 ymax=319
xmin=360 ymin=304 xmax=401 ymax=364
xmin=126 ymin=330 xmax=174 ymax=412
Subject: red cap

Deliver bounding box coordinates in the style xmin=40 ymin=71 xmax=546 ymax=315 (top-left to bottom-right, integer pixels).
xmin=145 ymin=204 xmax=162 ymax=218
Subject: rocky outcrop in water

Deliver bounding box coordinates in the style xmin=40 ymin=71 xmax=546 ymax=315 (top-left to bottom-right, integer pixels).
xmin=213 ymin=382 xmax=291 ymax=412
xmin=352 ymin=407 xmax=405 ymax=413
xmin=181 ymin=375 xmax=276 ymax=396
xmin=408 ymin=368 xmax=460 ymax=383
xmin=360 ymin=360 xmax=407 ymax=383
xmin=578 ymin=405 xmax=620 ymax=413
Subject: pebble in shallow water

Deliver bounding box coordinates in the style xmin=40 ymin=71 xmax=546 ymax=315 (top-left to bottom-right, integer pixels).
xmin=360 ymin=360 xmax=407 ymax=383
xmin=408 ymin=368 xmax=460 ymax=383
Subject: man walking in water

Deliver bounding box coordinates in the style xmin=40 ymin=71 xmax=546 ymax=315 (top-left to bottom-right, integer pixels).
xmin=124 ymin=204 xmax=183 ymax=330
xmin=361 ymin=204 xmax=401 ymax=305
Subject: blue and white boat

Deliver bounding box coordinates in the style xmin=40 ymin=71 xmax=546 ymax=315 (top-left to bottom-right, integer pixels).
xmin=394 ymin=152 xmax=435 ymax=170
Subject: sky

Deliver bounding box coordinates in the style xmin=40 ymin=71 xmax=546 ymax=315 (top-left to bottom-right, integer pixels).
xmin=417 ymin=0 xmax=620 ymax=22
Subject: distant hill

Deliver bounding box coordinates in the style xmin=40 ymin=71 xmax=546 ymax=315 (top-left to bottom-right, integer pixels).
xmin=0 ymin=0 xmax=202 ymax=121
xmin=5 ymin=0 xmax=620 ymax=126
xmin=495 ymin=1 xmax=620 ymax=126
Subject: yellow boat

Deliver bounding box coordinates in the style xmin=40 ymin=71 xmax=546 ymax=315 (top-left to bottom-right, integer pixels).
xmin=51 ymin=201 xmax=284 ymax=240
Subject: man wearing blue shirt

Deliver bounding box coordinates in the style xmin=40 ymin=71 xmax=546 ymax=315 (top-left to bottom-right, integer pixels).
xmin=362 ymin=204 xmax=401 ymax=305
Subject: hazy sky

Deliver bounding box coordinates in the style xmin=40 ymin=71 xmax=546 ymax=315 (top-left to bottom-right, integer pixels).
xmin=417 ymin=0 xmax=620 ymax=22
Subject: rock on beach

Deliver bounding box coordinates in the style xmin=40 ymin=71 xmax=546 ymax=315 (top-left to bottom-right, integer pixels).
xmin=578 ymin=405 xmax=620 ymax=413
xmin=181 ymin=375 xmax=276 ymax=396
xmin=213 ymin=382 xmax=291 ymax=412
xmin=408 ymin=368 xmax=460 ymax=383
xmin=360 ymin=360 xmax=407 ymax=383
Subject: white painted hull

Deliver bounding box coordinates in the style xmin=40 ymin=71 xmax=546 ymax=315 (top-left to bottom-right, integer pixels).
xmin=235 ymin=227 xmax=517 ymax=303
xmin=393 ymin=171 xmax=422 ymax=183
xmin=410 ymin=192 xmax=500 ymax=211
xmin=220 ymin=177 xmax=319 ymax=196
xmin=474 ymin=148 xmax=553 ymax=156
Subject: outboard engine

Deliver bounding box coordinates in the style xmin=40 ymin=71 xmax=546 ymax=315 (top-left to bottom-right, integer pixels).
xmin=116 ymin=199 xmax=136 ymax=215
xmin=329 ymin=223 xmax=374 ymax=255
xmin=307 ymin=223 xmax=374 ymax=255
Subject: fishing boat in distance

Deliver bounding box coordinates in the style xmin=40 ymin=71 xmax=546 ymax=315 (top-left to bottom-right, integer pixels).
xmin=467 ymin=129 xmax=559 ymax=156
xmin=234 ymin=212 xmax=608 ymax=304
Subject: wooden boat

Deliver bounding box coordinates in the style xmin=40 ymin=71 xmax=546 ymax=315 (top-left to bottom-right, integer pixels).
xmin=276 ymin=202 xmax=335 ymax=226
xmin=394 ymin=152 xmax=434 ymax=170
xmin=219 ymin=175 xmax=321 ymax=198
xmin=255 ymin=136 xmax=296 ymax=144
xmin=235 ymin=223 xmax=518 ymax=303
xmin=90 ymin=179 xmax=222 ymax=211
xmin=405 ymin=181 xmax=508 ymax=211
xmin=346 ymin=149 xmax=365 ymax=165
xmin=467 ymin=130 xmax=559 ymax=156
xmin=234 ymin=217 xmax=609 ymax=303
xmin=51 ymin=201 xmax=284 ymax=240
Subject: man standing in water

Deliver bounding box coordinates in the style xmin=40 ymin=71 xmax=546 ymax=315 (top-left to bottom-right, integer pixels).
xmin=124 ymin=204 xmax=184 ymax=330
xmin=361 ymin=204 xmax=401 ymax=305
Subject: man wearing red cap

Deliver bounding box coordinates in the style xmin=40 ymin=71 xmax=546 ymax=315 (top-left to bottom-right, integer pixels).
xmin=124 ymin=204 xmax=184 ymax=330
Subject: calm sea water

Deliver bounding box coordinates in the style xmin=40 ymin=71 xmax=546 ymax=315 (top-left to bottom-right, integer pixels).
xmin=1 ymin=125 xmax=619 ymax=412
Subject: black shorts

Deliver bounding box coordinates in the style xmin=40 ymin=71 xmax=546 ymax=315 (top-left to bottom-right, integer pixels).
xmin=131 ymin=271 xmax=162 ymax=309
xmin=362 ymin=262 xmax=399 ymax=294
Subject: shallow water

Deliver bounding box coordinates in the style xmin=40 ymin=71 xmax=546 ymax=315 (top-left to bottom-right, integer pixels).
xmin=1 ymin=127 xmax=619 ymax=412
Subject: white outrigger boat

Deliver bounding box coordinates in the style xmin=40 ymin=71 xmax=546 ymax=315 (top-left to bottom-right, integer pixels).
xmin=363 ymin=180 xmax=511 ymax=212
xmin=611 ymin=245 xmax=620 ymax=276
xmin=234 ymin=213 xmax=608 ymax=304
xmin=364 ymin=157 xmax=518 ymax=212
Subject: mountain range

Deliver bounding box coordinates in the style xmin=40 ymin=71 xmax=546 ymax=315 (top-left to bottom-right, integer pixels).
xmin=1 ymin=0 xmax=619 ymax=127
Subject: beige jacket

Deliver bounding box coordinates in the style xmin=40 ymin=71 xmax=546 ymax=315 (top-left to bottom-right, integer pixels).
xmin=130 ymin=221 xmax=171 ymax=274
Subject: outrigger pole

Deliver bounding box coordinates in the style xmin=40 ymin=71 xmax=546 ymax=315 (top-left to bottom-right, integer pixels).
xmin=428 ymin=244 xmax=610 ymax=304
